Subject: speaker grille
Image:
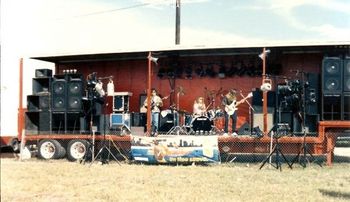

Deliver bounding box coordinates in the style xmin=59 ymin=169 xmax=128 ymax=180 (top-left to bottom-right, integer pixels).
xmin=344 ymin=59 xmax=350 ymax=92
xmin=52 ymin=79 xmax=67 ymax=111
xmin=324 ymin=78 xmax=340 ymax=91
xmin=322 ymin=57 xmax=342 ymax=93
xmin=67 ymin=79 xmax=83 ymax=111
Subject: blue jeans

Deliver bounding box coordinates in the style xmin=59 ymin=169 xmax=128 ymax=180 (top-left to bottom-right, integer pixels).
xmin=224 ymin=112 xmax=237 ymax=133
xmin=152 ymin=112 xmax=160 ymax=133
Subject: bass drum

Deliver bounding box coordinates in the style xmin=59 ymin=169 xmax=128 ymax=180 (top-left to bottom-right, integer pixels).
xmin=191 ymin=116 xmax=213 ymax=132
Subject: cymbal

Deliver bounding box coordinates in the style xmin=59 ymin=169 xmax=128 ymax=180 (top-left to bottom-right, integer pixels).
xmin=177 ymin=109 xmax=189 ymax=114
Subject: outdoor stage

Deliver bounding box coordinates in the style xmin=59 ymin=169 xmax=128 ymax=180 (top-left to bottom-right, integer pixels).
xmin=23 ymin=120 xmax=350 ymax=166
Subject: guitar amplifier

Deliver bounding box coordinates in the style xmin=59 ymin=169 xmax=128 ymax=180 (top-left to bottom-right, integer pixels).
xmin=110 ymin=113 xmax=131 ymax=130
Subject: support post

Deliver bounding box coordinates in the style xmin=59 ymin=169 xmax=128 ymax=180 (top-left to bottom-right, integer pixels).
xmin=17 ymin=58 xmax=25 ymax=141
xmin=175 ymin=0 xmax=181 ymax=45
xmin=262 ymin=48 xmax=268 ymax=135
xmin=146 ymin=52 xmax=152 ymax=136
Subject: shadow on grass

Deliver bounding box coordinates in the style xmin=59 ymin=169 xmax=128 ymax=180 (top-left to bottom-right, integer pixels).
xmin=319 ymin=189 xmax=350 ymax=200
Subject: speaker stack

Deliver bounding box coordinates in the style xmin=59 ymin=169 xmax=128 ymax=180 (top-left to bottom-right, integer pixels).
xmin=51 ymin=73 xmax=84 ymax=133
xmin=26 ymin=69 xmax=52 ymax=134
xmin=252 ymin=89 xmax=275 ymax=132
xmin=322 ymin=56 xmax=349 ymax=120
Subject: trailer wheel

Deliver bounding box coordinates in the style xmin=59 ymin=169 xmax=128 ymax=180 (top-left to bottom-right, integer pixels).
xmin=58 ymin=145 xmax=66 ymax=159
xmin=67 ymin=139 xmax=90 ymax=161
xmin=38 ymin=139 xmax=61 ymax=159
xmin=10 ymin=138 xmax=20 ymax=152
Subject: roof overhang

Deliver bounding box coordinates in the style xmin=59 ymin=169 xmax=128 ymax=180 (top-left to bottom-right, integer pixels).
xmin=32 ymin=42 xmax=350 ymax=64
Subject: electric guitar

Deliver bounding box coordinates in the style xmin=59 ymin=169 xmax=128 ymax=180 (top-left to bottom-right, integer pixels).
xmin=140 ymin=92 xmax=172 ymax=113
xmin=224 ymin=92 xmax=253 ymax=115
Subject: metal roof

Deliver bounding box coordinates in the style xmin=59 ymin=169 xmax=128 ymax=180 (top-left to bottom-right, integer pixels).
xmin=32 ymin=41 xmax=350 ymax=64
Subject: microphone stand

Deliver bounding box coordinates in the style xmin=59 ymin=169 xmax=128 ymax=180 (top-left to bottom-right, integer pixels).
xmin=240 ymin=92 xmax=255 ymax=135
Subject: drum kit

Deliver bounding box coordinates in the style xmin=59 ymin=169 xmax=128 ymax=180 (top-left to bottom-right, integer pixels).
xmin=160 ymin=107 xmax=224 ymax=135
xmin=159 ymin=86 xmax=226 ymax=135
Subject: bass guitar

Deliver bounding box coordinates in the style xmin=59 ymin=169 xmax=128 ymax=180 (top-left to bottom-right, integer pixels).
xmin=224 ymin=92 xmax=253 ymax=115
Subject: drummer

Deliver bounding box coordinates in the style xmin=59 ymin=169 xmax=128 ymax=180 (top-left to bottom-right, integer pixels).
xmin=193 ymin=96 xmax=207 ymax=118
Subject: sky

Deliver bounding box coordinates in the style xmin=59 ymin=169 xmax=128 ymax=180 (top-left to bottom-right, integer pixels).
xmin=1 ymin=0 xmax=350 ymax=135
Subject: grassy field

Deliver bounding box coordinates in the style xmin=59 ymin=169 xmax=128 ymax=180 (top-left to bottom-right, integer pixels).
xmin=1 ymin=158 xmax=350 ymax=202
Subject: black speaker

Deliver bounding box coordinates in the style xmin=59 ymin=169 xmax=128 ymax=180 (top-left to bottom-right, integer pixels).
xmin=35 ymin=69 xmax=52 ymax=78
xmin=67 ymin=78 xmax=83 ymax=112
xmin=292 ymin=114 xmax=319 ymax=135
xmin=51 ymin=112 xmax=65 ymax=133
xmin=252 ymin=89 xmax=275 ymax=113
xmin=322 ymin=57 xmax=342 ymax=93
xmin=66 ymin=112 xmax=82 ymax=132
xmin=322 ymin=94 xmax=342 ymax=120
xmin=238 ymin=122 xmax=250 ymax=135
xmin=343 ymin=58 xmax=350 ymax=92
xmin=52 ymin=79 xmax=67 ymax=111
xmin=25 ymin=111 xmax=50 ymax=133
xmin=159 ymin=113 xmax=175 ymax=132
xmin=27 ymin=95 xmax=49 ymax=111
xmin=343 ymin=94 xmax=350 ymax=120
xmin=132 ymin=112 xmax=144 ymax=126
xmin=33 ymin=78 xmax=51 ymax=95
xmin=305 ymin=73 xmax=320 ymax=115
xmin=276 ymin=111 xmax=293 ymax=128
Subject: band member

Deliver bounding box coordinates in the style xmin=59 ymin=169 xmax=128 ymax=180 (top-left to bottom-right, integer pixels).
xmin=143 ymin=88 xmax=163 ymax=135
xmin=222 ymin=89 xmax=239 ymax=135
xmin=193 ymin=97 xmax=207 ymax=117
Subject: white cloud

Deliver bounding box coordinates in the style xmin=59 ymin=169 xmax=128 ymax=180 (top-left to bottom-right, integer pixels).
xmin=264 ymin=0 xmax=350 ymax=41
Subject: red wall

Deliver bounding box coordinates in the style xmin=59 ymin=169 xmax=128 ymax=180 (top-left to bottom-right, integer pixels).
xmin=57 ymin=53 xmax=322 ymax=120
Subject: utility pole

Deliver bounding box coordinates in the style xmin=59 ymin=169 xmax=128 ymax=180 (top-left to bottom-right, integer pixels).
xmin=175 ymin=0 xmax=180 ymax=45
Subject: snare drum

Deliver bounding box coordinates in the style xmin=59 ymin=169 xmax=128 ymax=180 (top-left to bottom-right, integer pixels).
xmin=191 ymin=116 xmax=213 ymax=132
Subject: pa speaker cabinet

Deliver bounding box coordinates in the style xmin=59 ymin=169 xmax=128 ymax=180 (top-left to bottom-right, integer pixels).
xmin=25 ymin=111 xmax=51 ymax=134
xmin=27 ymin=95 xmax=50 ymax=111
xmin=343 ymin=93 xmax=350 ymax=120
xmin=322 ymin=94 xmax=342 ymax=120
xmin=35 ymin=69 xmax=52 ymax=78
xmin=51 ymin=79 xmax=67 ymax=111
xmin=343 ymin=58 xmax=350 ymax=92
xmin=305 ymin=73 xmax=320 ymax=115
xmin=67 ymin=78 xmax=83 ymax=112
xmin=252 ymin=89 xmax=276 ymax=113
xmin=253 ymin=113 xmax=273 ymax=132
xmin=66 ymin=112 xmax=82 ymax=133
xmin=33 ymin=77 xmax=51 ymax=95
xmin=322 ymin=57 xmax=343 ymax=94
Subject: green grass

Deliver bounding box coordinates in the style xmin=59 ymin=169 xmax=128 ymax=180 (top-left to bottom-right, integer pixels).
xmin=1 ymin=158 xmax=350 ymax=202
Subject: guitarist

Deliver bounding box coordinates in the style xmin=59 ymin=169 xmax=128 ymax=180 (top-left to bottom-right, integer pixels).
xmin=222 ymin=89 xmax=240 ymax=136
xmin=143 ymin=88 xmax=164 ymax=136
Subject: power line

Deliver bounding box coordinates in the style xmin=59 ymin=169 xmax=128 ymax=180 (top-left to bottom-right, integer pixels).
xmin=57 ymin=3 xmax=150 ymax=20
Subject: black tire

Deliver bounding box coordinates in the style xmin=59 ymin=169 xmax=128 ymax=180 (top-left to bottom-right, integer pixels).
xmin=10 ymin=138 xmax=20 ymax=152
xmin=37 ymin=139 xmax=61 ymax=160
xmin=66 ymin=139 xmax=90 ymax=161
xmin=58 ymin=145 xmax=66 ymax=159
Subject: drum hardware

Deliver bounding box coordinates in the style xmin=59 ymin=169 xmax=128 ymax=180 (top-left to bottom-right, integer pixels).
xmin=166 ymin=87 xmax=189 ymax=135
xmin=166 ymin=110 xmax=189 ymax=135
xmin=191 ymin=116 xmax=213 ymax=134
